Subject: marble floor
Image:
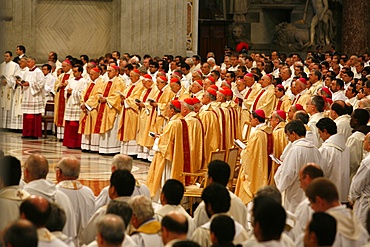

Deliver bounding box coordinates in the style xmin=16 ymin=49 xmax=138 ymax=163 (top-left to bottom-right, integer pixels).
xmin=0 ymin=130 xmax=151 ymax=195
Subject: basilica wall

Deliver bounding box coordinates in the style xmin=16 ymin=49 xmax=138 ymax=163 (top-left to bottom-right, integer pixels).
xmin=0 ymin=0 xmax=189 ymax=63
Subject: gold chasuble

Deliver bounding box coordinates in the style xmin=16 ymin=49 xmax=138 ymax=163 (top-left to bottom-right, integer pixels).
xmin=150 ymin=87 xmax=174 ymax=135
xmin=136 ymin=86 xmax=156 ymax=147
xmin=227 ymin=100 xmax=241 ymax=141
xmin=78 ymin=77 xmax=104 ymax=135
xmin=146 ymin=113 xmax=184 ymax=197
xmin=235 ymin=125 xmax=273 ymax=204
xmin=94 ymin=77 xmax=125 ymax=134
xmin=54 ymin=71 xmax=74 ymax=126
xmin=274 ymin=95 xmax=291 ymax=113
xmin=117 ymin=80 xmax=144 ymax=141
xmin=216 ymin=103 xmax=233 ymax=151
xmin=199 ymin=104 xmax=221 ymax=165
xmin=181 ymin=112 xmax=204 ymax=184
xmin=252 ymin=84 xmax=276 ymax=119
xmin=271 ymin=122 xmax=288 ymax=185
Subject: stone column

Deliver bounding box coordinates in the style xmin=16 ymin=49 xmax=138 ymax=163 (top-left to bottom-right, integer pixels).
xmin=342 ymin=0 xmax=370 ymax=55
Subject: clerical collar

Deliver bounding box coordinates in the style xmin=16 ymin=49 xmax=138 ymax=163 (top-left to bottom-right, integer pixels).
xmin=29 ymin=66 xmax=37 ymax=71
xmin=239 ymin=88 xmax=247 ymax=95
xmin=255 ymin=123 xmax=265 ymax=130
xmin=176 ymin=88 xmax=182 ymax=96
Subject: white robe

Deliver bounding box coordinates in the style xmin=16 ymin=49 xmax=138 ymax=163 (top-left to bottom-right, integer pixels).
xmin=44 ymin=73 xmax=56 ymax=102
xmin=0 ymin=186 xmax=30 ymax=230
xmin=94 ymin=181 xmax=150 ymax=212
xmin=319 ymin=134 xmax=350 ymax=202
xmin=0 ymin=60 xmax=19 ymax=128
xmin=242 ymin=233 xmax=295 ymax=247
xmin=332 ymin=90 xmax=348 ymax=101
xmin=274 ymin=138 xmax=322 ymax=213
xmin=51 ymin=231 xmax=75 ymax=247
xmin=10 ymin=67 xmax=27 ymax=129
xmin=307 ymin=112 xmax=324 ymax=148
xmin=154 ymin=204 xmax=196 ymax=239
xmin=346 ymin=131 xmax=366 ymax=178
xmin=326 ymin=205 xmax=369 ymax=247
xmin=21 ymin=67 xmax=45 ymax=114
xmin=130 ymin=219 xmax=163 ymax=247
xmin=86 ymin=234 xmax=138 ymax=247
xmin=23 ymin=179 xmax=77 ymax=240
xmin=334 ymin=114 xmax=353 ymax=141
xmin=191 ymin=213 xmax=249 ymax=247
xmin=56 ymin=180 xmax=95 ymax=237
xmin=81 ymin=196 xmax=131 ymax=245
xmin=37 ymin=227 xmax=69 ymax=247
xmin=349 ymin=153 xmax=370 ymax=228
xmin=193 ymin=190 xmax=248 ymax=230
xmin=294 ymin=198 xmax=312 ymax=233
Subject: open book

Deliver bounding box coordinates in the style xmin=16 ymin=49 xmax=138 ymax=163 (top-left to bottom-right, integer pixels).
xmin=233 ymin=139 xmax=246 ymax=150
xmin=269 ymin=154 xmax=283 ymax=165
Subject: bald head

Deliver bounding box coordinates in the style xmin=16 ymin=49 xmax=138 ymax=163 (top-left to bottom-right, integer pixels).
xmin=167 ymin=211 xmax=188 ymax=225
xmin=161 ymin=211 xmax=188 ymax=244
xmin=57 ymin=156 xmax=80 ymax=181
xmin=24 ymin=154 xmax=49 ymax=182
xmin=112 ymin=154 xmax=133 ymax=172
xmin=20 ymin=195 xmax=51 ymax=227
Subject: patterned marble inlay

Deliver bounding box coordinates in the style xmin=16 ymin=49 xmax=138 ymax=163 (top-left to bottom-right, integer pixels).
xmin=0 ymin=131 xmax=150 ymax=195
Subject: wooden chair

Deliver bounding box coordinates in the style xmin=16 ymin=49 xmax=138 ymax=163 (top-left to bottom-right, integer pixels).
xmin=225 ymin=147 xmax=240 ymax=191
xmin=181 ymin=149 xmax=227 ymax=215
xmin=209 ymin=149 xmax=226 ymax=162
xmin=41 ymin=101 xmax=55 ymax=138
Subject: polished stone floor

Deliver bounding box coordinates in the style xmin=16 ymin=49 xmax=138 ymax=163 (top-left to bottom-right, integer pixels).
xmin=0 ymin=130 xmax=151 ymax=195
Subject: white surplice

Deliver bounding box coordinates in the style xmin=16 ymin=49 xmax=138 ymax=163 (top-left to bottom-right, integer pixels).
xmin=154 ymin=204 xmax=196 ymax=239
xmin=334 ymin=114 xmax=353 ymax=141
xmin=193 ymin=190 xmax=248 ymax=230
xmin=319 ymin=133 xmax=350 ymax=202
xmin=56 ymin=180 xmax=95 ymax=237
xmin=349 ymin=153 xmax=370 ymax=228
xmin=326 ymin=205 xmax=369 ymax=247
xmin=274 ymin=138 xmax=322 ymax=213
xmin=0 ymin=186 xmax=30 ymax=230
xmin=23 ymin=179 xmax=77 ymax=241
xmin=346 ymin=131 xmax=366 ymax=178
xmin=307 ymin=112 xmax=324 ymax=148
xmin=94 ymin=181 xmax=150 ymax=212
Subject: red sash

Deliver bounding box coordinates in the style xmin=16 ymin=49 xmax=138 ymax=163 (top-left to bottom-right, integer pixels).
xmin=150 ymin=90 xmax=164 ymax=120
xmin=292 ymin=95 xmax=301 ymax=105
xmin=126 ymin=84 xmax=136 ymax=98
xmin=84 ymin=83 xmax=96 ymax=102
xmin=245 ymin=88 xmax=253 ymax=99
xmin=276 ymin=100 xmax=283 ymax=110
xmin=119 ymin=85 xmax=136 ymax=141
xmin=195 ymin=116 xmax=206 ymax=168
xmin=80 ymin=83 xmax=96 ymax=134
xmin=142 ymin=88 xmax=152 ymax=102
xmin=262 ymin=130 xmax=274 ymax=178
xmin=94 ymin=81 xmax=113 ymax=134
xmin=252 ymin=90 xmax=265 ymax=111
xmin=180 ymin=119 xmax=191 ymax=185
xmin=56 ymin=74 xmax=70 ymax=126
xmin=211 ymin=109 xmax=218 ymax=118
xmin=228 ymin=108 xmax=237 ymax=139
xmin=219 ymin=108 xmax=227 ymax=150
